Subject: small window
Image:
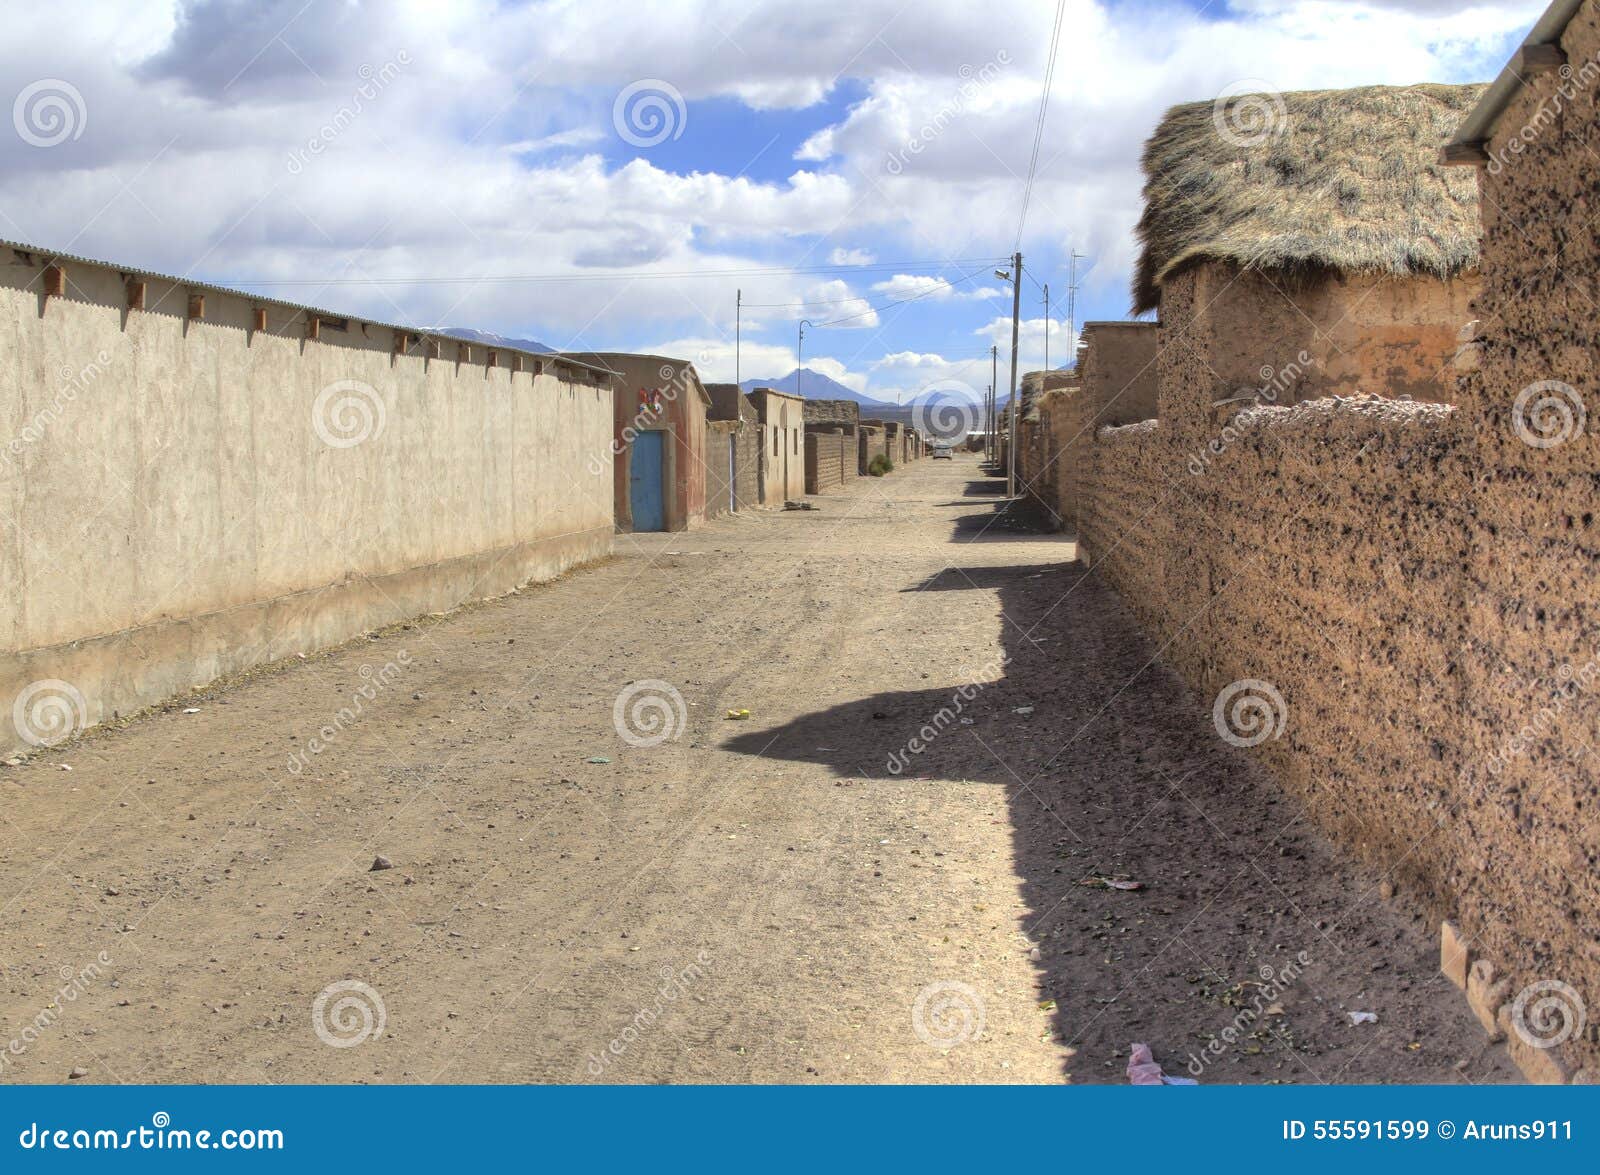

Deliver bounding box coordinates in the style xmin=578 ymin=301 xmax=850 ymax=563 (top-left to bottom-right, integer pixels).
xmin=792 ymin=432 xmax=798 ymax=455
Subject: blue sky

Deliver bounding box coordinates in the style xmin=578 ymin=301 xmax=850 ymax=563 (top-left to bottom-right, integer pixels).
xmin=0 ymin=0 xmax=1546 ymax=402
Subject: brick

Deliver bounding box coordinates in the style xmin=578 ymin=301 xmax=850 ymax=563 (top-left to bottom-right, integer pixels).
xmin=1440 ymin=920 xmax=1470 ymax=990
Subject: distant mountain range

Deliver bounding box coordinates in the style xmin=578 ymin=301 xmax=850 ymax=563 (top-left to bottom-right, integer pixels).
xmin=739 ymin=368 xmax=894 ymax=407
xmin=441 ymin=326 xmax=555 ymax=353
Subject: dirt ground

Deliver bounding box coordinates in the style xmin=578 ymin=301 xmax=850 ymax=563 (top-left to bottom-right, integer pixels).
xmin=0 ymin=455 xmax=1512 ymax=1084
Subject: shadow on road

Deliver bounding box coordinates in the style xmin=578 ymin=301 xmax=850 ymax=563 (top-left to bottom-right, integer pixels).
xmin=722 ymin=495 xmax=1500 ymax=1084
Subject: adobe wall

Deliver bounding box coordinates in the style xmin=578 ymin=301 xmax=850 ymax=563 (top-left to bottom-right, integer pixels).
xmin=730 ymin=423 xmax=761 ymax=512
xmin=1447 ymin=0 xmax=1600 ymax=1071
xmin=1070 ymin=221 xmax=1600 ymax=1074
xmin=802 ymin=398 xmax=860 ymax=427
xmin=703 ymin=419 xmax=740 ymax=518
xmin=0 ymin=250 xmax=614 ymax=755
xmin=1174 ymin=260 xmax=1478 ymax=407
xmin=858 ymin=426 xmax=887 ymax=474
xmin=804 ymin=429 xmax=849 ymax=494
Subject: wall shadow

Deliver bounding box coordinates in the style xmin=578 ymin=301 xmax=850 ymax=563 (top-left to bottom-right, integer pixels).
xmin=723 ymin=513 xmax=1476 ymax=1083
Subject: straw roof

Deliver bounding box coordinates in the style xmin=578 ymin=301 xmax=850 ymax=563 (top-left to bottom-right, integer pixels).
xmin=1132 ymin=83 xmax=1486 ymax=313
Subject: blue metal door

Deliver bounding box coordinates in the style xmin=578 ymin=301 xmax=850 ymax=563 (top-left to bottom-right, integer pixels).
xmin=629 ymin=431 xmax=666 ymax=531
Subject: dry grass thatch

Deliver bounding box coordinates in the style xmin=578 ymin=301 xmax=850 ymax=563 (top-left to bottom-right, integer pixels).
xmin=1132 ymin=83 xmax=1486 ymax=313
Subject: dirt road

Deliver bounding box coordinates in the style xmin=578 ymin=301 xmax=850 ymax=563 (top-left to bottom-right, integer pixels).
xmin=0 ymin=456 xmax=1510 ymax=1084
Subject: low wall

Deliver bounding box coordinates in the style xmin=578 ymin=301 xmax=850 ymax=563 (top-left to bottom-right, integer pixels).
xmin=858 ymin=427 xmax=887 ymax=474
xmin=1 ymin=248 xmax=614 ymax=754
xmin=1069 ymin=261 xmax=1600 ymax=1077
xmin=804 ymin=428 xmax=850 ymax=494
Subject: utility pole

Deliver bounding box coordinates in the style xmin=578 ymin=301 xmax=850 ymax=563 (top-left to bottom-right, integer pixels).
xmin=1043 ymin=282 xmax=1050 ymax=371
xmin=797 ymin=319 xmax=815 ymax=399
xmin=1067 ymin=251 xmax=1083 ymax=367
xmin=989 ymin=344 xmax=998 ymax=465
xmin=1007 ymin=251 xmax=1022 ymax=498
xmin=735 ymin=288 xmax=741 ymax=387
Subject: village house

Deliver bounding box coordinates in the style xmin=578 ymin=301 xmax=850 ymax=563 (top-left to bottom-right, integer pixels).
xmin=704 ymin=383 xmax=762 ymax=515
xmin=744 ymin=385 xmax=806 ymax=504
xmin=0 ymin=238 xmax=616 ymax=753
xmin=566 ymin=352 xmax=712 ymax=532
xmin=1135 ymin=83 xmax=1485 ymax=428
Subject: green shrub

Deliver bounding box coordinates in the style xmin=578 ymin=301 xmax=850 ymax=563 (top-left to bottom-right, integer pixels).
xmin=868 ymin=454 xmax=894 ymax=477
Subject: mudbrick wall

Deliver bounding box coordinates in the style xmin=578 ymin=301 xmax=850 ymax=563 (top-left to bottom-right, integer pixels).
xmin=858 ymin=426 xmax=887 ymax=474
xmin=703 ymin=420 xmax=739 ymax=518
xmin=1070 ymin=168 xmax=1600 ymax=1075
xmin=804 ymin=428 xmax=850 ymax=494
xmin=1023 ymin=326 xmax=1157 ymax=533
xmin=1172 ymin=259 xmax=1477 ymax=406
xmin=730 ymin=423 xmax=761 ymax=512
xmin=1445 ymin=0 xmax=1600 ymax=1078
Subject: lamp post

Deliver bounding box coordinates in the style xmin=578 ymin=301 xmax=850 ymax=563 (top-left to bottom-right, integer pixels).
xmin=994 ymin=256 xmax=1022 ymax=497
xmin=797 ymin=319 xmax=816 ymax=399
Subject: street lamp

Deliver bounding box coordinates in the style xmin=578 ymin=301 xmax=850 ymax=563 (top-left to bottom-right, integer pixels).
xmin=797 ymin=319 xmax=816 ymax=399
xmin=992 ymin=253 xmax=1022 ymax=498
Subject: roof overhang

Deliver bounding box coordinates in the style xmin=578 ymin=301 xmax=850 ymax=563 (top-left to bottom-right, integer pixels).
xmin=1442 ymin=0 xmax=1585 ymax=165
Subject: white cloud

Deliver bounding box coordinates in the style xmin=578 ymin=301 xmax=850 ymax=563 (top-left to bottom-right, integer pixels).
xmin=800 ymin=279 xmax=878 ymax=328
xmin=870 ymin=274 xmax=1007 ymax=301
xmin=828 ymin=246 xmax=876 ymax=265
xmin=0 ymin=0 xmax=1544 ymax=363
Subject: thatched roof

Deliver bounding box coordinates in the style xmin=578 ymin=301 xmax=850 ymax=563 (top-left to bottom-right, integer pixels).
xmin=1132 ymin=83 xmax=1485 ymax=313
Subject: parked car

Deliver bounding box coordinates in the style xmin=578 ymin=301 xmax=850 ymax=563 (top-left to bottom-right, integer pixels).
xmin=931 ymin=443 xmax=953 ymax=460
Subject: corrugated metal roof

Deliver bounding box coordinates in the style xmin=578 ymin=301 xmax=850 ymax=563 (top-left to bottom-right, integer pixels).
xmin=0 ymin=235 xmax=619 ymax=380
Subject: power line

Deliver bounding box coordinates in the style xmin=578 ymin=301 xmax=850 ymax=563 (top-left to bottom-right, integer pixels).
xmin=743 ymin=273 xmax=1011 ymax=309
xmin=1015 ymin=0 xmax=1068 ymax=252
xmin=811 ymin=266 xmax=996 ymax=330
xmin=235 ymin=257 xmax=1011 ymax=289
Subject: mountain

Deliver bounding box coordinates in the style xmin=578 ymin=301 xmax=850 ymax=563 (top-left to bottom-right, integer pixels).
xmin=739 ymin=368 xmax=893 ymax=408
xmin=441 ymin=326 xmax=555 ymax=354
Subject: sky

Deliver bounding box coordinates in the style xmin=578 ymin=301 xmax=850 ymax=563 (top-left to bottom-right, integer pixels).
xmin=0 ymin=0 xmax=1546 ymax=404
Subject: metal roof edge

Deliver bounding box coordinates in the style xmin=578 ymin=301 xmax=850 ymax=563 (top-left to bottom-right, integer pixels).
xmin=1444 ymin=0 xmax=1587 ymax=153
